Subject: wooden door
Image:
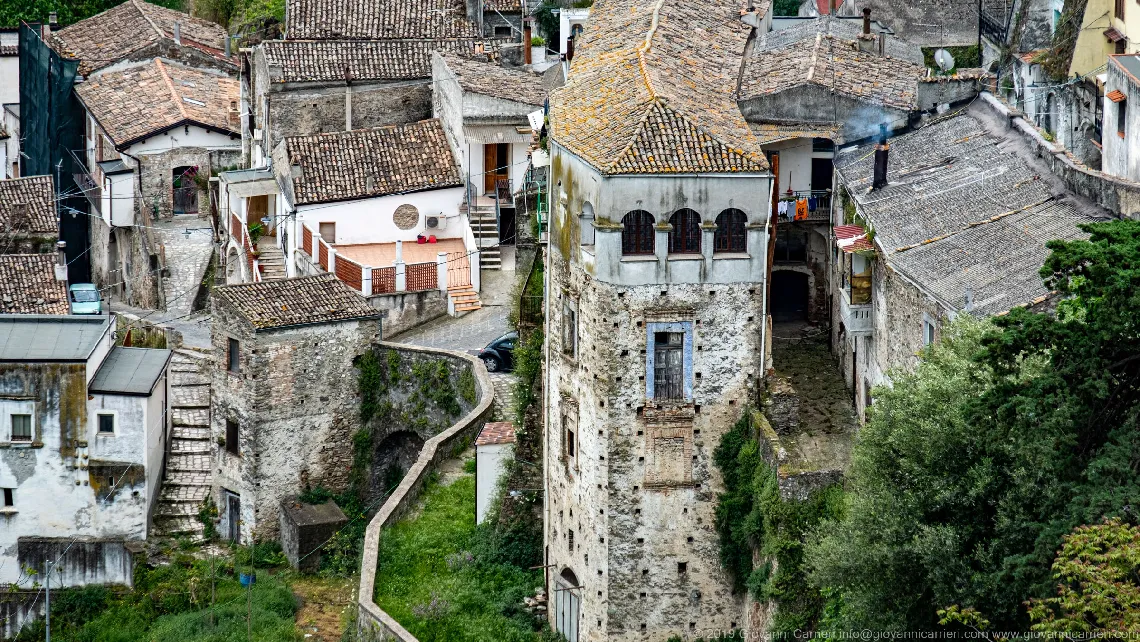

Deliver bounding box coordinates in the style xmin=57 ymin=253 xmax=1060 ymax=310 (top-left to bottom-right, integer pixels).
xmin=483 ymin=144 xmax=509 ymax=194
xmin=226 ymin=491 xmax=241 ymax=542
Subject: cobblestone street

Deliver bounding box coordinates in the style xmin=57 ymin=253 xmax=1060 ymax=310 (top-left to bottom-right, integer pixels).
xmin=389 ymin=269 xmax=514 ymax=352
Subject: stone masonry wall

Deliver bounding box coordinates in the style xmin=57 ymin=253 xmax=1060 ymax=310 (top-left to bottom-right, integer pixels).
xmin=546 ymin=256 xmax=762 ymax=641
xmin=209 ymin=297 xmax=380 ymax=541
xmin=138 ymin=147 xmax=240 ymax=220
xmin=268 ymin=82 xmax=432 ymax=149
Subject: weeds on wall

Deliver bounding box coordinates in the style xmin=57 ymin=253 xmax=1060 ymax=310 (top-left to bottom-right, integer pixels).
xmin=198 ymin=494 xmax=219 ymax=540
xmin=713 ymin=411 xmax=845 ymax=635
xmin=512 ymin=330 xmax=545 ymax=427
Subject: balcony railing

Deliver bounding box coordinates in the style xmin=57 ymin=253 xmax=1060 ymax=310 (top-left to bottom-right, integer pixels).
xmin=775 ymin=190 xmax=832 ymax=222
xmin=839 ymin=285 xmax=873 ymax=335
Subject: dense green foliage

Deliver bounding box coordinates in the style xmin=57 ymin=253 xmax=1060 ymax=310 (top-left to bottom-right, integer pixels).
xmin=374 ymin=474 xmax=553 ymax=642
xmin=0 ymin=0 xmax=182 ymax=28
xmin=15 ymin=551 xmax=296 ymax=642
xmin=920 ymin=45 xmax=981 ymax=72
xmin=512 ymin=328 xmax=544 ymax=426
xmin=713 ymin=412 xmax=845 ymax=634
xmin=772 ymin=0 xmax=800 ymax=15
xmin=806 ymin=219 xmax=1140 ymax=631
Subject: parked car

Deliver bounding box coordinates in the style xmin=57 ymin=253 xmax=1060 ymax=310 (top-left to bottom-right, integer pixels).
xmin=478 ymin=331 xmax=518 ymax=372
xmin=69 ymin=283 xmax=102 ymax=315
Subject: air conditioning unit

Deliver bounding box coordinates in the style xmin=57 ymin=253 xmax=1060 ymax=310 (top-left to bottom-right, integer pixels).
xmin=426 ymin=215 xmax=446 ymax=230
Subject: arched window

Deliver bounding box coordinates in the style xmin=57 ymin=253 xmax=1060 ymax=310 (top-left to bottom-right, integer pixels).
xmin=621 ymin=210 xmax=655 ymax=255
xmin=668 ymin=209 xmax=701 ymax=254
xmin=714 ymin=209 xmax=747 ymax=253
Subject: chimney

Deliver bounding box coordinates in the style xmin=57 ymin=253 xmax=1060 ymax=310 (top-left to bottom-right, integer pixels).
xmin=862 ymin=8 xmax=870 ymax=34
xmin=173 ymin=21 xmax=182 ymax=45
xmin=566 ymin=37 xmax=574 ymax=62
xmin=224 ymin=34 xmax=232 ymax=57
xmin=878 ymin=31 xmax=887 ymax=56
xmin=54 ymin=240 xmax=68 ymax=282
xmin=524 ymin=22 xmax=532 ymax=64
xmin=857 ymin=9 xmax=877 ymax=53
xmin=465 ymin=0 xmax=483 ymax=33
xmin=829 ymin=0 xmax=836 ymax=14
xmin=228 ymin=100 xmax=239 ymax=127
xmin=872 ymin=124 xmax=889 ymax=190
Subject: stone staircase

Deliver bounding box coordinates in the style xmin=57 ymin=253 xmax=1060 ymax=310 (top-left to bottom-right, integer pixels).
xmin=466 ymin=201 xmax=501 ymax=271
xmin=153 ymin=348 xmax=214 ymax=541
xmin=256 ymin=236 xmax=287 ymax=281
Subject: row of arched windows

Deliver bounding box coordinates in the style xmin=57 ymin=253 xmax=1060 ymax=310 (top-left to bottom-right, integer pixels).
xmin=620 ymin=209 xmax=747 ymax=256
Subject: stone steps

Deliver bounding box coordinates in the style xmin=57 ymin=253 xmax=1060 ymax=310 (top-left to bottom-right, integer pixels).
xmin=154 ymin=515 xmax=206 ymax=539
xmin=171 ymin=439 xmax=212 ymax=455
xmin=155 ymin=345 xmax=216 ymax=541
xmin=171 ymin=384 xmax=210 ymax=409
xmin=158 ymin=483 xmax=210 ymax=506
xmin=166 ymin=470 xmax=211 ymax=486
xmin=173 ymin=426 xmax=211 ymax=440
xmin=172 ymin=408 xmax=209 ymax=427
xmin=167 ymin=454 xmax=211 ymax=472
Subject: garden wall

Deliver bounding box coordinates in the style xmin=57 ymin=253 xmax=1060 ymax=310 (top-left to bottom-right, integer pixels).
xmin=356 ymin=344 xmax=495 ymax=641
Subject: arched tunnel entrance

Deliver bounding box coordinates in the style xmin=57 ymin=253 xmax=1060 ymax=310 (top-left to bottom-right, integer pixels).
xmin=371 ymin=430 xmax=426 ymax=496
xmin=771 ymin=270 xmax=810 ymax=322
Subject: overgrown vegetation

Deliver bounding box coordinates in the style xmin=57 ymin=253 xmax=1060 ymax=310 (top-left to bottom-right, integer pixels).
xmin=713 ymin=412 xmax=845 ymax=634
xmin=804 ymin=219 xmax=1140 ymax=631
xmin=14 ymin=549 xmax=296 ymax=642
xmin=374 ymin=474 xmax=554 ymax=642
xmin=0 ymin=0 xmax=182 ymax=27
xmin=921 ymin=45 xmax=981 ymax=72
xmin=772 ymin=0 xmax=800 ymax=16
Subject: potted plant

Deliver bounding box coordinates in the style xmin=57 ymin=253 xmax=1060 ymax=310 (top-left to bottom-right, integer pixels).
xmin=531 ymin=35 xmax=546 ymax=64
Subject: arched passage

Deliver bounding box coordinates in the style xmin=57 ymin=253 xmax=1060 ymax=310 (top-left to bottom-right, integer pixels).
xmin=771 ymin=270 xmax=810 ymax=322
xmin=371 ymin=431 xmax=425 ymax=496
xmin=555 ymin=568 xmax=581 ymax=642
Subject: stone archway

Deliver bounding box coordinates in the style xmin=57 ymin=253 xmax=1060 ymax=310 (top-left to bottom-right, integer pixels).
xmin=371 ymin=431 xmax=426 ymax=496
xmin=771 ymin=269 xmax=810 ymax=322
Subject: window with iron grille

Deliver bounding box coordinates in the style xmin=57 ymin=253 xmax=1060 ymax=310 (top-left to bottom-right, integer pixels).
xmin=714 ymin=209 xmax=747 ymax=253
xmin=668 ymin=209 xmax=702 ymax=254
xmin=653 ymin=333 xmax=684 ymax=400
xmin=621 ymin=210 xmax=655 ymax=255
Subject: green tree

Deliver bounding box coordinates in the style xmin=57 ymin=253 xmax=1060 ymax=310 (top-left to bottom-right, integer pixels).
xmin=807 ymin=219 xmax=1140 ymax=630
xmin=0 ymin=0 xmax=183 ymax=29
xmin=1028 ymin=519 xmax=1140 ymax=633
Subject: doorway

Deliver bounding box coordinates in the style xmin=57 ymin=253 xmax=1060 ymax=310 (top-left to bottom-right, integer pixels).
xmin=810 ymin=158 xmax=834 ymax=192
xmin=483 ymin=143 xmax=509 ymax=194
xmin=555 ymin=568 xmax=580 ymax=642
xmin=223 ymin=490 xmax=241 ymax=542
xmin=771 ymin=270 xmax=810 ymax=322
xmin=172 ymin=166 xmax=199 ymax=215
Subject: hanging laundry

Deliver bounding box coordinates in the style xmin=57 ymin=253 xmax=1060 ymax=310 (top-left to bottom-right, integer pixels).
xmin=808 ymin=196 xmax=818 ymax=211
xmin=794 ymin=198 xmax=808 ymax=221
xmin=777 ymin=200 xmax=788 ymax=218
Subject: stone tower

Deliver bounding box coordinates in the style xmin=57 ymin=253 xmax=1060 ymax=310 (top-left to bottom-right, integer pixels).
xmin=542 ymin=0 xmax=775 ymax=639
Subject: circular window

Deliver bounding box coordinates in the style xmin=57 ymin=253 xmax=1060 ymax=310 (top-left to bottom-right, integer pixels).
xmin=393 ymin=204 xmax=420 ymax=230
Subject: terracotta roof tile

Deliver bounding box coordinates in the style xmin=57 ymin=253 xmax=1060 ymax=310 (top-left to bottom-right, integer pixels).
xmin=438 ymin=52 xmax=546 ymax=106
xmin=0 ymin=176 xmax=56 ymax=237
xmin=51 ymin=0 xmax=229 ymax=76
xmin=1108 ymin=89 xmax=1126 ymax=102
xmin=75 ymin=58 xmax=239 ymax=147
xmin=476 ymin=421 xmax=516 ymax=446
xmin=550 ymin=0 xmax=768 ymax=175
xmin=286 ymin=0 xmax=483 ymax=40
xmin=741 ymin=33 xmax=926 ymax=110
xmin=284 ymin=119 xmax=462 ymax=205
xmin=262 ymin=39 xmax=496 ymax=83
xmin=0 ymin=255 xmax=68 ymax=315
xmin=749 ymin=120 xmax=840 ymax=144
xmin=215 ymin=274 xmax=379 ymax=330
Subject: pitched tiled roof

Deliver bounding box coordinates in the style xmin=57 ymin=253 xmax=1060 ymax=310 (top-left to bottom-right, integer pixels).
xmin=0 ymin=255 xmax=68 ymax=315
xmin=550 ymin=0 xmax=768 ymax=175
xmin=438 ymin=52 xmax=546 ymax=106
xmin=284 ymin=119 xmax=462 ymax=205
xmin=741 ymin=33 xmax=926 ymax=110
xmin=476 ymin=421 xmax=516 ymax=446
xmin=0 ymin=176 xmax=57 ymax=237
xmin=262 ymin=39 xmax=492 ymax=83
xmin=834 ymin=107 xmax=1108 ymax=315
xmin=51 ymin=0 xmax=229 ymax=76
xmin=286 ymin=0 xmax=483 ymax=40
xmin=758 ymin=16 xmax=924 ymax=64
xmin=483 ymin=0 xmax=522 ymax=11
xmin=75 ymin=58 xmax=239 ymax=147
xmin=214 ymin=274 xmax=379 ymax=330
xmin=749 ymin=120 xmax=840 ymax=144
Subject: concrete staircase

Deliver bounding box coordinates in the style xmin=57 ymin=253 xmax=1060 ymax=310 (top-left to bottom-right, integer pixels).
xmin=466 ymin=201 xmax=501 ymax=271
xmin=153 ymin=348 xmax=214 ymax=542
xmin=256 ymin=236 xmax=287 ymax=281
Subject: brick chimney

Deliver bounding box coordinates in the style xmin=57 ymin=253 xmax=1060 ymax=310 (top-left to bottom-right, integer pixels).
xmin=524 ymin=21 xmax=532 ymax=64
xmin=858 ymin=8 xmax=877 ymax=54
xmin=872 ymin=124 xmax=889 ymax=190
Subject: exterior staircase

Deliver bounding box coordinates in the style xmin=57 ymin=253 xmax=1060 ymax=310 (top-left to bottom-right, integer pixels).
xmin=256 ymin=236 xmax=287 ymax=281
xmin=153 ymin=348 xmax=214 ymax=542
xmin=449 ymin=284 xmax=482 ymax=313
xmin=466 ymin=200 xmax=501 ymax=271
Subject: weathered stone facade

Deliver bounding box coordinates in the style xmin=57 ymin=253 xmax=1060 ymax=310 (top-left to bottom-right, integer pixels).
xmin=88 ymin=211 xmax=164 ymax=310
xmin=209 ymin=297 xmax=381 ymax=541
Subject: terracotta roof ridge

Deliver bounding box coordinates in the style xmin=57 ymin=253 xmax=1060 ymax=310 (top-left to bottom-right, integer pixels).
xmin=634 ymin=0 xmax=669 ymax=98
xmin=133 ymin=0 xmax=167 ymax=42
xmin=604 ymin=98 xmax=662 ymax=172
xmin=154 ymin=58 xmax=189 ymax=121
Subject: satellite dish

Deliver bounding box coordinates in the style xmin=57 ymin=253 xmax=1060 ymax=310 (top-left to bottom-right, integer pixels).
xmin=934 ymin=48 xmax=955 ymax=72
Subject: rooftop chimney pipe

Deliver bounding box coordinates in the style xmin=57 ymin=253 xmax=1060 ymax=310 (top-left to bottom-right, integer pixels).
xmin=862 ymin=8 xmax=871 ymax=35
xmin=873 ymin=123 xmax=889 ymax=190
xmin=173 ymin=21 xmax=182 ymax=45
xmin=224 ymin=34 xmax=231 ymax=57
xmin=48 ymin=11 xmax=58 ymax=27
xmin=566 ymin=36 xmax=574 ymax=62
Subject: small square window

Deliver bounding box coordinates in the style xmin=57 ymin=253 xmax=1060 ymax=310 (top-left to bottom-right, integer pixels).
xmin=494 ymin=25 xmax=512 ymax=37
xmin=227 ymin=338 xmax=240 ymax=373
xmin=678 ymin=561 xmax=687 ymax=573
xmin=10 ymin=414 xmax=31 ymax=442
xmin=2 ymin=488 xmax=12 ymax=507
xmin=98 ymin=413 xmax=115 ymax=434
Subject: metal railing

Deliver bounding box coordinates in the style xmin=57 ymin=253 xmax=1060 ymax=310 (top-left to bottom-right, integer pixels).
xmin=775 ymin=190 xmax=832 ymax=221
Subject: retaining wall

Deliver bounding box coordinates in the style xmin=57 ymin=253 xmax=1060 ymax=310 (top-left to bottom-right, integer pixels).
xmin=356 ymin=344 xmax=495 ymax=640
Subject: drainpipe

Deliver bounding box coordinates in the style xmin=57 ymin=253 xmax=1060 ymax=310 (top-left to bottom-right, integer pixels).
xmin=760 ymin=175 xmax=773 ymax=374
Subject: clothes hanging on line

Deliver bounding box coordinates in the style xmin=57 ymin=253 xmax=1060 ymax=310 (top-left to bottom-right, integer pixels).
xmin=794 ymin=198 xmax=808 ymax=221
xmin=808 ymin=196 xmax=818 ymax=211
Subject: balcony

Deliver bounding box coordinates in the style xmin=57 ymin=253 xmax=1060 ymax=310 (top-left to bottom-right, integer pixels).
xmin=839 ymin=285 xmax=872 ymax=335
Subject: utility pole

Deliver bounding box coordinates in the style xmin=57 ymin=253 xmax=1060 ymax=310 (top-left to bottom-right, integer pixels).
xmin=44 ymin=561 xmax=51 ymax=642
